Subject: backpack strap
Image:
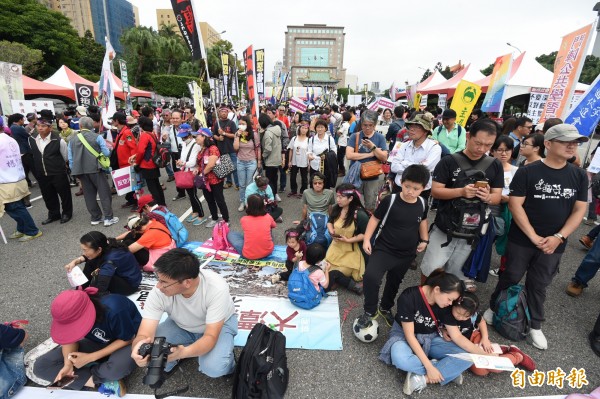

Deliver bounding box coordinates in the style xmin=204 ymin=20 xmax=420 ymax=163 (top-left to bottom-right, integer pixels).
xmin=457 ymin=124 xmax=463 ymax=137
xmin=451 ymin=152 xmax=495 ymax=176
xmin=374 ymin=194 xmax=396 ymax=241
xmin=148 ymin=226 xmax=172 ymax=239
xmin=417 ymin=196 xmax=426 ymax=215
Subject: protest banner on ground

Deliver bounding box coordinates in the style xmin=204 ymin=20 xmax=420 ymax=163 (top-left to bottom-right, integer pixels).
xmin=451 ymin=80 xmax=482 ymax=127
xmin=481 ymin=53 xmax=512 ymax=113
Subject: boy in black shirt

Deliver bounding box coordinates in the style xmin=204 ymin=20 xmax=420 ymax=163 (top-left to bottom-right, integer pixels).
xmin=484 ymin=124 xmax=588 ymax=350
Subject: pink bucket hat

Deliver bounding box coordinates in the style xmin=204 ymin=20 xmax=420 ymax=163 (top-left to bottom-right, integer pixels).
xmin=50 ymin=288 xmax=97 ymax=345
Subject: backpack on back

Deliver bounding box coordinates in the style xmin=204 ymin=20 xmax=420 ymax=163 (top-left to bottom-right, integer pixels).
xmin=231 ymin=323 xmax=288 ymax=399
xmin=437 ymin=152 xmax=494 ymax=248
xmin=151 ymin=209 xmax=188 ymax=247
xmin=212 ymin=220 xmax=231 ymax=251
xmin=287 ymin=264 xmax=325 ymax=310
xmin=145 ymin=132 xmax=171 ymax=168
xmin=493 ymin=285 xmax=531 ymax=341
xmin=592 ymin=172 xmax=600 ymax=199
xmin=305 ymin=212 xmax=332 ymax=248
xmin=435 ymin=125 xmax=463 ymax=157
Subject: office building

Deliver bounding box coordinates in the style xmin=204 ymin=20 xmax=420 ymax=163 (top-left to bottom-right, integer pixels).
xmin=282 ymin=23 xmax=346 ymax=88
xmin=156 ymin=8 xmax=179 ymax=34
xmin=133 ymin=5 xmax=140 ymax=27
xmin=370 ymin=82 xmax=380 ymax=93
xmin=39 ymin=0 xmax=95 ymax=37
xmin=89 ymin=0 xmax=135 ymax=53
xmin=199 ymin=22 xmax=222 ymax=48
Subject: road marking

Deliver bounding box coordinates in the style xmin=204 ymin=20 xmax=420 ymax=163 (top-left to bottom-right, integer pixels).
xmin=178 ymin=196 xmax=205 ymax=222
xmin=30 ymin=196 xmax=43 ymax=202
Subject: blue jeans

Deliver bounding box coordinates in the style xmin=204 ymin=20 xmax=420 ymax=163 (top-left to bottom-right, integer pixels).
xmin=573 ymin=233 xmax=600 ymax=287
xmin=226 ymin=153 xmax=240 ymax=187
xmin=227 ymin=231 xmax=244 ymax=255
xmin=4 ymin=200 xmax=39 ymax=236
xmin=237 ymin=159 xmax=257 ymax=203
xmin=0 ymin=348 xmax=26 ymax=399
xmin=587 ymin=224 xmax=600 ymax=240
xmin=156 ymin=314 xmax=238 ymax=378
xmin=165 ymin=162 xmax=174 ymax=177
xmin=390 ymin=335 xmax=472 ymax=385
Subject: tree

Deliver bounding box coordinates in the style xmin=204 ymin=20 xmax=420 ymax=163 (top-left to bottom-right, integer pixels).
xmin=77 ymin=30 xmax=105 ymax=78
xmin=480 ymin=63 xmax=494 ymax=76
xmin=159 ymin=36 xmax=187 ymax=75
xmin=158 ymin=23 xmax=179 ymax=38
xmin=536 ymin=51 xmax=599 ymax=84
xmin=121 ymin=27 xmax=158 ymax=86
xmin=535 ymin=51 xmax=557 ymax=72
xmin=0 ymin=41 xmax=43 ymax=77
xmin=421 ymin=68 xmax=432 ymax=82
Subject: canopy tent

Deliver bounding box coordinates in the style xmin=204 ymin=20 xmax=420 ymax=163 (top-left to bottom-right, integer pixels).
xmin=23 ymin=75 xmax=76 ymax=100
xmin=419 ymin=64 xmax=487 ymax=97
xmin=417 ymin=70 xmax=448 ymax=91
xmin=43 ymin=65 xmax=97 ymax=91
xmin=95 ymin=73 xmax=153 ymax=100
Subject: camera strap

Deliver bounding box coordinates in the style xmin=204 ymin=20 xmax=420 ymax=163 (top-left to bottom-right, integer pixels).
xmin=154 ymin=365 xmax=189 ymax=399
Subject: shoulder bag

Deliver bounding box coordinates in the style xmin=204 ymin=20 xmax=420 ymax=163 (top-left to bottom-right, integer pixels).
xmin=355 ymin=132 xmax=383 ymax=179
xmin=174 ymin=142 xmax=196 ymax=189
xmin=77 ymin=133 xmax=111 ymax=169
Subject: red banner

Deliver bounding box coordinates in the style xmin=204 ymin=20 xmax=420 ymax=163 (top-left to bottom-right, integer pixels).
xmin=170 ymin=0 xmax=203 ymax=60
xmin=243 ymin=45 xmax=259 ymax=129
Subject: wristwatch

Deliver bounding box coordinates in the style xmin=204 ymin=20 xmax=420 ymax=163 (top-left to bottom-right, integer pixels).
xmin=554 ymin=233 xmax=566 ymax=242
xmin=419 ymin=239 xmax=429 ymax=244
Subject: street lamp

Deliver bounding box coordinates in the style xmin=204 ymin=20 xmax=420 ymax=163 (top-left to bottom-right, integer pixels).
xmin=506 ymin=42 xmax=522 ymax=54
xmin=207 ymin=30 xmax=226 ymax=41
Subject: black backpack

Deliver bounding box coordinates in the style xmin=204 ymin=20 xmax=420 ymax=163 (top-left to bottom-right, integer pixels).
xmin=145 ymin=132 xmax=171 ymax=168
xmin=437 ymin=153 xmax=494 ymax=248
xmin=232 ymin=323 xmax=288 ymax=399
xmin=592 ymin=173 xmax=600 ymax=199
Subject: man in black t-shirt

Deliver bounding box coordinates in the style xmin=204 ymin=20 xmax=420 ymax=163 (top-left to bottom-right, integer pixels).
xmin=212 ymin=105 xmax=238 ymax=189
xmin=420 ymin=120 xmax=503 ymax=285
xmin=485 ymin=124 xmax=588 ymax=351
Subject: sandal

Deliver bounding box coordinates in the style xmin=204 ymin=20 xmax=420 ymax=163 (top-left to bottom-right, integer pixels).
xmin=464 ymin=279 xmax=477 ymax=292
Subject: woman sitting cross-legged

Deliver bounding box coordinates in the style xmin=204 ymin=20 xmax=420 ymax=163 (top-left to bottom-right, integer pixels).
xmin=245 ymin=176 xmax=283 ymax=223
xmin=227 ymin=194 xmax=276 ymax=260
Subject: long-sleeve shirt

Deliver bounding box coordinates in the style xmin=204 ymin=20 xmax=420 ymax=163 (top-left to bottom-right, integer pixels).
xmin=390 ymin=138 xmax=441 ymax=190
xmin=178 ymin=139 xmax=201 ymax=170
xmin=68 ymin=133 xmax=110 ymax=166
xmin=34 ymin=134 xmax=68 ymax=161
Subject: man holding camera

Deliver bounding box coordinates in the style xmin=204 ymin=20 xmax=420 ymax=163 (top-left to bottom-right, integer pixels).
xmin=131 ymin=249 xmax=238 ymax=378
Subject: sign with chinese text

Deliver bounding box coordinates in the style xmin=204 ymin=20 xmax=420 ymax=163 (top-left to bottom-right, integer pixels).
xmin=111 ymin=166 xmax=133 ymax=195
xmin=413 ymin=93 xmax=422 ymax=109
xmin=564 ymin=73 xmax=600 ymax=137
xmin=0 ymin=62 xmax=24 ymax=115
xmin=221 ymin=53 xmax=230 ymax=99
xmin=540 ymin=23 xmax=594 ymax=122
xmin=10 ymin=100 xmax=55 ymax=116
xmin=438 ymin=93 xmax=447 ymax=108
xmin=481 ymin=53 xmax=512 ymax=113
xmin=451 ymin=80 xmax=482 ymax=127
xmin=254 ymin=49 xmax=265 ymax=101
xmin=192 ymin=81 xmax=207 ymax=127
xmin=74 ymin=83 xmax=94 ymax=108
xmin=527 ymin=88 xmax=549 ymax=124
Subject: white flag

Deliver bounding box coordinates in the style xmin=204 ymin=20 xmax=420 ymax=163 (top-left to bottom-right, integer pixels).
xmin=98 ymin=37 xmax=117 ymax=139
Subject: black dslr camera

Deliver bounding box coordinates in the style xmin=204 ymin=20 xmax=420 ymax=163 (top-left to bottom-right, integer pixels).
xmin=138 ymin=337 xmax=174 ymax=389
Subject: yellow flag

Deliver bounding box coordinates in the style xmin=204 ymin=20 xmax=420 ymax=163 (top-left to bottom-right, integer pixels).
xmin=450 ymin=80 xmax=482 ymax=127
xmin=414 ymin=93 xmax=422 ymax=110
xmin=193 ymin=81 xmax=207 ymax=127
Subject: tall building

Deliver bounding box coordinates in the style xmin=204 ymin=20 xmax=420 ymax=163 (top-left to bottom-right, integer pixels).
xmin=132 ymin=5 xmax=140 ymax=27
xmin=89 ymin=0 xmax=135 ymax=53
xmin=39 ymin=0 xmax=95 ymax=37
xmin=156 ymin=8 xmax=179 ymax=35
xmin=370 ymin=82 xmax=380 ymax=93
xmin=199 ymin=22 xmax=222 ymax=48
xmin=282 ymin=24 xmax=346 ymax=88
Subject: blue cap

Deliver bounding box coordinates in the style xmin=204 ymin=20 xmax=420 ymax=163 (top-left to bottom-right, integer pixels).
xmin=176 ymin=123 xmax=194 ymax=137
xmin=198 ymin=128 xmax=213 ymax=138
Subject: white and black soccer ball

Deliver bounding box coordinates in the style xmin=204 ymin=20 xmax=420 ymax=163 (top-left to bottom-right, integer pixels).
xmin=352 ymin=318 xmax=379 ymax=343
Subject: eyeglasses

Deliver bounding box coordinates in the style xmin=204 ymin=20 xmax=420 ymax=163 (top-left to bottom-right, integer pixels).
xmin=523 ymin=125 xmax=533 ymax=130
xmin=494 ymin=149 xmax=512 ymax=154
xmin=520 ymin=142 xmax=535 ymax=148
xmin=155 ymin=274 xmax=182 ymax=289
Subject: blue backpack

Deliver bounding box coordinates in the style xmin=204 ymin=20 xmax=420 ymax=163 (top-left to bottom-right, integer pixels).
xmin=493 ymin=285 xmax=531 ymax=341
xmin=152 ymin=209 xmax=189 ymax=247
xmin=287 ymin=265 xmax=325 ymax=310
xmin=305 ymin=212 xmax=332 ymax=248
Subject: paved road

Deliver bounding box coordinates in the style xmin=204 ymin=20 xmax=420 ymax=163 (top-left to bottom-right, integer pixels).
xmin=1 ymin=174 xmax=599 ymax=398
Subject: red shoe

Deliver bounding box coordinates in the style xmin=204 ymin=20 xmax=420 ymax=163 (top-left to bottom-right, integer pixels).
xmin=509 ymin=345 xmax=536 ymax=371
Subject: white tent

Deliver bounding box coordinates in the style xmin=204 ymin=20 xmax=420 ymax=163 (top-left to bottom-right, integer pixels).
xmin=417 ymin=70 xmax=447 ymax=91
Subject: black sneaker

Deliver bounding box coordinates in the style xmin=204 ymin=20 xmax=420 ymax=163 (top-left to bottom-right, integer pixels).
xmin=378 ymin=307 xmax=394 ymax=327
xmin=355 ymin=312 xmax=374 ymax=329
xmin=348 ymin=280 xmax=363 ymax=295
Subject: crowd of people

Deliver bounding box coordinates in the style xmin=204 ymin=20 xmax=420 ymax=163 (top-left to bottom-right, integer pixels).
xmin=1 ymin=99 xmax=600 ymax=397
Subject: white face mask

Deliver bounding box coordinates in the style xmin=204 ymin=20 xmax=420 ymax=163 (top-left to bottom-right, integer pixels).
xmin=238 ymin=125 xmax=247 ymax=131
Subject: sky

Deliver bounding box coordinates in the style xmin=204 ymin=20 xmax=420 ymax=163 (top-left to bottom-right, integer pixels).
xmin=127 ymin=0 xmax=598 ymax=89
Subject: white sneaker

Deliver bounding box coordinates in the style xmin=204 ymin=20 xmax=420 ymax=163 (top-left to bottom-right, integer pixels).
xmin=529 ymin=329 xmax=548 ymax=350
xmin=205 ymin=220 xmax=217 ymax=228
xmin=275 ymin=194 xmax=282 ymax=202
xmin=238 ymin=202 xmax=245 ymax=212
xmin=91 ymin=219 xmax=102 ymax=225
xmin=104 ymin=217 xmax=119 ymax=227
xmin=483 ymin=308 xmax=494 ymax=325
xmin=403 ymin=372 xmax=426 ymax=396
xmin=489 ymin=268 xmax=500 ymax=277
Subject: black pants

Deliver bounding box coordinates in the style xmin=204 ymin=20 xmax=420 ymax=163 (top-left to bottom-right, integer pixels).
xmin=363 ymin=248 xmax=414 ymax=315
xmin=267 ymin=205 xmax=283 ymax=221
xmin=279 ymin=259 xmax=294 ymax=281
xmin=125 ymin=191 xmax=137 ymax=205
xmin=81 ymin=261 xmax=137 ymax=296
xmin=265 ymin=166 xmax=279 ymax=195
xmin=203 ymin=181 xmax=229 ymax=222
xmin=145 ymin=177 xmax=166 ymax=206
xmin=22 ymin=153 xmax=34 ymax=185
xmin=185 ymin=187 xmax=204 ymax=217
xmin=170 ymin=151 xmax=185 ymax=197
xmin=121 ymin=232 xmax=149 ymax=266
xmin=337 ymin=146 xmax=346 ymax=173
xmin=489 ymin=241 xmax=562 ymax=330
xmin=37 ymin=173 xmax=73 ymax=219
xmin=326 ymin=270 xmax=353 ymax=292
xmin=290 ymin=165 xmax=308 ymax=194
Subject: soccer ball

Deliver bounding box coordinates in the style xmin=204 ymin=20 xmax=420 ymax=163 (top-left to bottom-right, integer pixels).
xmin=353 ymin=318 xmax=379 ymax=343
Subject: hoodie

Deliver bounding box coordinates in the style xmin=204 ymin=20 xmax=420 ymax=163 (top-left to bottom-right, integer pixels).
xmin=261 ymin=124 xmax=282 ymax=167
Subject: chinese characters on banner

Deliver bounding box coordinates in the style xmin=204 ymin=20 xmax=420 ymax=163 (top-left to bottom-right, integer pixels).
xmin=231 ymin=54 xmax=240 ymax=98
xmin=170 ymin=0 xmax=203 ymax=60
xmin=540 ymin=23 xmax=594 ymax=122
xmin=221 ymin=53 xmax=230 ymax=100
xmin=420 ymin=94 xmax=428 ymax=108
xmin=413 ymin=93 xmax=422 ymax=110
xmin=481 ymin=53 xmax=512 ymax=113
xmin=527 ymin=88 xmax=549 ymax=124
xmin=118 ymin=59 xmax=132 ymax=112
xmin=254 ymin=49 xmax=265 ymax=101
xmin=74 ymin=83 xmax=94 ymax=108
xmin=0 ymin=62 xmax=24 ymax=115
xmin=451 ymin=80 xmax=482 ymax=127
xmin=565 ymin=73 xmax=600 ymax=137
xmin=192 ymin=81 xmax=207 ymax=127
xmin=10 ymin=100 xmax=55 ymax=116
xmin=438 ymin=93 xmax=447 ymax=108
xmin=243 ymin=45 xmax=259 ymax=129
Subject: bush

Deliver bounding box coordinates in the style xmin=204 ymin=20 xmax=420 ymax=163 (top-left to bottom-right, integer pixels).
xmin=151 ymin=74 xmax=202 ymax=97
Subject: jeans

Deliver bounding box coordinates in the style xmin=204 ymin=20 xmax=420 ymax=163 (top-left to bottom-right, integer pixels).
xmin=4 ymin=200 xmax=39 ymax=236
xmin=226 ymin=153 xmax=240 ymax=187
xmin=237 ymin=159 xmax=257 ymax=203
xmin=156 ymin=314 xmax=238 ymax=378
xmin=573 ymin=233 xmax=600 ymax=287
xmin=165 ymin=162 xmax=174 ymax=178
xmin=227 ymin=231 xmax=244 ymax=254
xmin=390 ymin=331 xmax=472 ymax=385
xmin=0 ymin=348 xmax=26 ymax=398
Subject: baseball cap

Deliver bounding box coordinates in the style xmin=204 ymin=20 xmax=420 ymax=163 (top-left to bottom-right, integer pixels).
xmin=50 ymin=289 xmax=97 ymax=345
xmin=177 ymin=123 xmax=193 ymax=137
xmin=442 ymin=109 xmax=457 ymax=119
xmin=112 ymin=111 xmax=127 ymax=125
xmin=545 ymin=124 xmax=588 ymax=142
xmin=198 ymin=127 xmax=213 ymax=138
xmin=137 ymin=194 xmax=154 ymax=213
xmin=76 ymin=105 xmax=87 ymax=116
xmin=127 ymin=215 xmax=142 ymax=230
xmin=132 ymin=110 xmax=140 ymax=118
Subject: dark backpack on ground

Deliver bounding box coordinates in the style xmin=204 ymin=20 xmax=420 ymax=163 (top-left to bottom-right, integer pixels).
xmin=287 ymin=264 xmax=325 ymax=310
xmin=232 ymin=323 xmax=288 ymax=399
xmin=437 ymin=152 xmax=494 ymax=248
xmin=304 ymin=212 xmax=332 ymax=248
xmin=145 ymin=132 xmax=171 ymax=168
xmin=493 ymin=285 xmax=531 ymax=341
xmin=435 ymin=125 xmax=463 ymax=157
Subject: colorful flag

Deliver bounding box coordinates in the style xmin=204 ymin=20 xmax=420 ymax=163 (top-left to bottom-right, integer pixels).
xmin=98 ymin=37 xmax=116 ymax=137
xmin=564 ymin=73 xmax=600 ymax=137
xmin=481 ymin=53 xmax=512 ymax=113
xmin=170 ymin=0 xmax=203 ymax=60
xmin=243 ymin=45 xmax=259 ymax=129
xmin=254 ymin=49 xmax=265 ymax=101
xmin=451 ymin=80 xmax=482 ymax=127
xmin=540 ymin=23 xmax=595 ymax=122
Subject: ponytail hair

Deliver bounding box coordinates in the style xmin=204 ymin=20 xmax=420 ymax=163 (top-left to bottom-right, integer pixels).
xmin=423 ymin=268 xmax=464 ymax=295
xmin=454 ymin=291 xmax=479 ymax=316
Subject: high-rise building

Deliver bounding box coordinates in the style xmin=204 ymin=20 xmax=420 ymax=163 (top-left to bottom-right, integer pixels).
xmin=89 ymin=0 xmax=135 ymax=53
xmin=370 ymin=82 xmax=380 ymax=93
xmin=156 ymin=11 xmax=222 ymax=48
xmin=345 ymin=74 xmax=358 ymax=91
xmin=39 ymin=0 xmax=95 ymax=37
xmin=133 ymin=5 xmax=140 ymax=27
xmin=199 ymin=22 xmax=222 ymax=48
xmin=282 ymin=24 xmax=346 ymax=88
xmin=156 ymin=8 xmax=179 ymax=35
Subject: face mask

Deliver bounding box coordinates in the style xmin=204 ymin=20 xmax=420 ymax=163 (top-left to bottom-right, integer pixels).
xmin=238 ymin=125 xmax=247 ymax=131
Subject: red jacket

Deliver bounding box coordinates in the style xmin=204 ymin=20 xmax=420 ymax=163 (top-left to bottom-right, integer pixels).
xmin=115 ymin=126 xmax=137 ymax=167
xmin=136 ymin=131 xmax=158 ymax=169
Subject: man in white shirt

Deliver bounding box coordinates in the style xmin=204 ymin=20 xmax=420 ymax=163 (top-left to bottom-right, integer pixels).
xmin=163 ymin=111 xmax=187 ymax=200
xmin=132 ymin=249 xmax=237 ymax=378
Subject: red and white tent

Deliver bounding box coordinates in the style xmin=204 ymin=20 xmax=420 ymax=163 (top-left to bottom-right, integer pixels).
xmin=417 ymin=70 xmax=448 ymax=91
xmin=95 ymin=73 xmax=152 ymax=100
xmin=419 ymin=64 xmax=487 ymax=97
xmin=23 ymin=75 xmax=76 ymax=100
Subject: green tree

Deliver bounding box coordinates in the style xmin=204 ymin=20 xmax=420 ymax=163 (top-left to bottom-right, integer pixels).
xmin=0 ymin=0 xmax=82 ymax=76
xmin=421 ymin=68 xmax=432 ymax=82
xmin=536 ymin=52 xmax=599 ymax=84
xmin=337 ymin=87 xmax=354 ymax=103
xmin=77 ymin=30 xmax=105 ymax=77
xmin=159 ymin=36 xmax=187 ymax=75
xmin=480 ymin=63 xmax=494 ymax=76
xmin=535 ymin=51 xmax=557 ymax=72
xmin=121 ymin=26 xmax=158 ymax=86
xmin=158 ymin=23 xmax=179 ymax=38
xmin=0 ymin=40 xmax=43 ymax=77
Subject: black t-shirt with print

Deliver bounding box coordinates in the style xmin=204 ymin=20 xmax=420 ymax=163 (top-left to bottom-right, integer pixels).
xmin=431 ymin=152 xmax=504 ymax=229
xmin=453 ymin=312 xmax=482 ymax=340
xmin=508 ymin=160 xmax=587 ymax=253
xmin=373 ymin=194 xmax=428 ymax=257
xmin=395 ymin=286 xmax=457 ymax=334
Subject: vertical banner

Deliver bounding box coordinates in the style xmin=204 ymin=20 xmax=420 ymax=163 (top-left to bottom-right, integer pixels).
xmin=254 ymin=49 xmax=265 ymax=101
xmin=450 ymin=80 xmax=482 ymax=127
xmin=243 ymin=45 xmax=259 ymax=129
xmin=74 ymin=83 xmax=94 ymax=108
xmin=230 ymin=54 xmax=239 ymax=98
xmin=192 ymin=81 xmax=207 ymax=127
xmin=541 ymin=23 xmax=594 ymax=122
xmin=438 ymin=93 xmax=447 ymax=108
xmin=277 ymin=72 xmax=289 ymax=103
xmin=221 ymin=53 xmax=230 ymax=100
xmin=170 ymin=0 xmax=203 ymax=60
xmin=527 ymin=88 xmax=549 ymax=124
xmin=481 ymin=53 xmax=512 ymax=113
xmin=564 ymin=73 xmax=600 ymax=137
xmin=389 ymin=81 xmax=397 ymax=101
xmin=406 ymin=83 xmax=417 ymax=108
xmin=0 ymin=62 xmax=24 ymax=115
xmin=420 ymin=94 xmax=428 ymax=108
xmin=118 ymin=59 xmax=132 ymax=112
xmin=98 ymin=37 xmax=117 ymax=138
xmin=413 ymin=93 xmax=422 ymax=109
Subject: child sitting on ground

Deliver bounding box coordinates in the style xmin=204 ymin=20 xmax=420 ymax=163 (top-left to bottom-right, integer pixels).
xmin=287 ymin=243 xmax=330 ymax=309
xmin=1 ymin=320 xmax=28 ymax=398
xmin=443 ymin=292 xmax=536 ymax=375
xmin=272 ymin=228 xmax=307 ymax=283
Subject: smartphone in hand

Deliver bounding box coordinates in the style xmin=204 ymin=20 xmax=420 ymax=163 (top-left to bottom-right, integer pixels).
xmin=47 ymin=375 xmax=77 ymax=390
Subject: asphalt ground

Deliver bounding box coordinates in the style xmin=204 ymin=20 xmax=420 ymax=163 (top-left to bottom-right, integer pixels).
xmin=1 ymin=172 xmax=599 ymax=399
